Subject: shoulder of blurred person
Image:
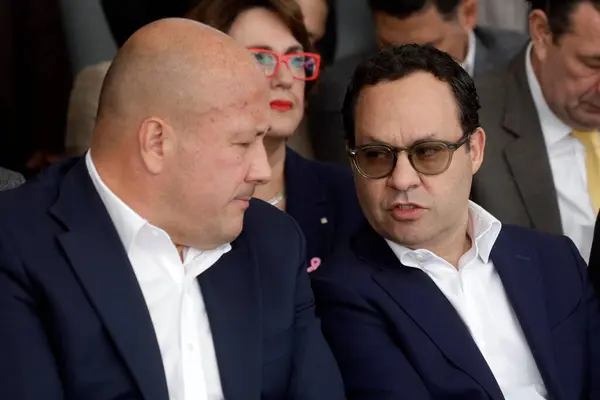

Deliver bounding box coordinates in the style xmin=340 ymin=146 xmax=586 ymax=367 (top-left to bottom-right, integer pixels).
xmin=477 ymin=0 xmax=529 ymax=33
xmin=284 ymin=146 xmax=364 ymax=265
xmin=0 ymin=167 xmax=25 ymax=191
xmin=309 ymin=50 xmax=375 ymax=113
xmin=65 ymin=61 xmax=112 ymax=156
xmin=473 ymin=26 xmax=528 ymax=75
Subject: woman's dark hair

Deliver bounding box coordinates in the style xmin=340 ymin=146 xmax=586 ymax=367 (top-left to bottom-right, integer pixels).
xmin=342 ymin=44 xmax=480 ymax=148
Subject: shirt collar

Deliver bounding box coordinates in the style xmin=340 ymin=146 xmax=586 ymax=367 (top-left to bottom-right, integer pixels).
xmin=85 ymin=151 xmax=232 ymax=259
xmin=525 ymin=42 xmax=572 ymax=147
xmin=461 ymin=30 xmax=477 ymax=77
xmin=385 ymin=200 xmax=502 ymax=267
xmin=85 ymin=151 xmax=147 ymax=253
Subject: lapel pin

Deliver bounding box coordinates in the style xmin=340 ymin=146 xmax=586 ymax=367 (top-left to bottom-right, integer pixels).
xmin=320 ymin=217 xmax=328 ymax=225
xmin=307 ymin=257 xmax=322 ymax=273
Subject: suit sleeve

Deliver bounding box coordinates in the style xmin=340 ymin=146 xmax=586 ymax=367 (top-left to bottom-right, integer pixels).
xmin=312 ymin=277 xmax=431 ymax=400
xmin=0 ymin=230 xmax=64 ymax=399
xmin=287 ymin=226 xmax=346 ymax=399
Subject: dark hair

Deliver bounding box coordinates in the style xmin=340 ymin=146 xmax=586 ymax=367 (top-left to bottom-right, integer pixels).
xmin=342 ymin=44 xmax=480 ymax=148
xmin=527 ymin=0 xmax=600 ymax=40
xmin=186 ymin=0 xmax=315 ymax=91
xmin=367 ymin=0 xmax=461 ymax=19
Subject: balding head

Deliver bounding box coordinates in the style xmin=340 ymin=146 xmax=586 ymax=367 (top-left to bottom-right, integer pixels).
xmin=91 ymin=18 xmax=272 ymax=250
xmin=94 ymin=18 xmax=267 ymax=149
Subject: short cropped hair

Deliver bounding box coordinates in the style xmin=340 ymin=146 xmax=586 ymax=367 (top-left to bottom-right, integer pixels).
xmin=342 ymin=44 xmax=480 ymax=148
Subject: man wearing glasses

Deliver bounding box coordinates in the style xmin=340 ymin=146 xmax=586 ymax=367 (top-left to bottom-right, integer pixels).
xmin=312 ymin=44 xmax=600 ymax=399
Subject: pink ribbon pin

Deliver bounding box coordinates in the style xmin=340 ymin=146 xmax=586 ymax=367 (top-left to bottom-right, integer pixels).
xmin=307 ymin=257 xmax=321 ymax=273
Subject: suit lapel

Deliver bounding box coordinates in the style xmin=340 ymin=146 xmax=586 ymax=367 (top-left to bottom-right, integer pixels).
xmin=353 ymin=227 xmax=505 ymax=399
xmin=491 ymin=229 xmax=564 ymax=399
xmin=501 ymin=52 xmax=562 ymax=234
xmin=50 ymin=159 xmax=169 ymax=400
xmin=198 ymin=233 xmax=262 ymax=400
xmin=285 ymin=148 xmax=332 ymax=259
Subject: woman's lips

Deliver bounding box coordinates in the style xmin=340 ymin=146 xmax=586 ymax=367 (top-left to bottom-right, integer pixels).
xmin=270 ymin=100 xmax=293 ymax=111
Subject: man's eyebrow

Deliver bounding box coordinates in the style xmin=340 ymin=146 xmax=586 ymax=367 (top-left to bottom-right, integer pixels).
xmin=360 ymin=132 xmax=439 ymax=145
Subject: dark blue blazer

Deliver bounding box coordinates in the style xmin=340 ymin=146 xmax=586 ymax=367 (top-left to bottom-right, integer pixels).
xmin=285 ymin=147 xmax=363 ymax=263
xmin=312 ymin=223 xmax=600 ymax=399
xmin=0 ymin=158 xmax=345 ymax=400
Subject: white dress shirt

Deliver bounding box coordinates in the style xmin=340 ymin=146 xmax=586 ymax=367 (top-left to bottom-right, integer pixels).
xmin=86 ymin=152 xmax=229 ymax=400
xmin=525 ymin=42 xmax=596 ymax=262
xmin=386 ymin=201 xmax=547 ymax=399
xmin=462 ymin=30 xmax=477 ymax=77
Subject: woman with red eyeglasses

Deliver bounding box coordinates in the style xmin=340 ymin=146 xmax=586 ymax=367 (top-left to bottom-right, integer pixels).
xmin=187 ymin=0 xmax=363 ymax=271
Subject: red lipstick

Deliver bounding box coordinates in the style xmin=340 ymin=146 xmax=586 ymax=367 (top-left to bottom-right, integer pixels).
xmin=270 ymin=100 xmax=293 ymax=112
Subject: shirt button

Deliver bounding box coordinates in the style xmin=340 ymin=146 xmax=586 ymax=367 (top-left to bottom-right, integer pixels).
xmin=187 ymin=343 xmax=195 ymax=352
xmin=415 ymin=254 xmax=425 ymax=261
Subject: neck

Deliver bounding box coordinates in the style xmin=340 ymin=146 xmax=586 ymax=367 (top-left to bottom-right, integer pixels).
xmin=530 ymin=44 xmax=544 ymax=89
xmin=457 ymin=30 xmax=470 ymax=64
xmin=417 ymin=208 xmax=471 ymax=268
xmin=92 ymin=148 xmax=157 ymax=224
xmin=253 ymin=136 xmax=287 ymax=202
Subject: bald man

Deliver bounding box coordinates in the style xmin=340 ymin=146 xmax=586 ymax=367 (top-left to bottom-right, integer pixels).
xmin=0 ymin=19 xmax=345 ymax=400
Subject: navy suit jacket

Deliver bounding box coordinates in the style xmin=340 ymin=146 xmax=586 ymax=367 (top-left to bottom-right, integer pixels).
xmin=285 ymin=147 xmax=363 ymax=263
xmin=0 ymin=158 xmax=345 ymax=400
xmin=312 ymin=223 xmax=600 ymax=399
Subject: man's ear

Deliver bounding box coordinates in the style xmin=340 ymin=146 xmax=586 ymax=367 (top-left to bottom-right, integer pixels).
xmin=529 ymin=9 xmax=554 ymax=62
xmin=456 ymin=0 xmax=478 ymax=31
xmin=469 ymin=127 xmax=486 ymax=175
xmin=138 ymin=116 xmax=173 ymax=175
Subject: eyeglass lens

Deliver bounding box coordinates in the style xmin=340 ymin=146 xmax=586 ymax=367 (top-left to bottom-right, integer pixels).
xmin=251 ymin=51 xmax=318 ymax=80
xmin=354 ymin=142 xmax=454 ymax=178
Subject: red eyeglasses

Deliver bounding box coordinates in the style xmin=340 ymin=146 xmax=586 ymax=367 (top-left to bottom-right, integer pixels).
xmin=248 ymin=48 xmax=321 ymax=81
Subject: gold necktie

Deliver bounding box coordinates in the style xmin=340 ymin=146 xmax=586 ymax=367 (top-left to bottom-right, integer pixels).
xmin=572 ymin=130 xmax=600 ymax=213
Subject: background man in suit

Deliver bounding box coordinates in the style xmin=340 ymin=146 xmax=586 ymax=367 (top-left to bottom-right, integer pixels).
xmin=472 ymin=0 xmax=600 ymax=262
xmin=0 ymin=18 xmax=344 ymax=400
xmin=307 ymin=0 xmax=527 ymax=165
xmin=0 ymin=167 xmax=24 ymax=191
xmin=312 ymin=44 xmax=600 ymax=399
